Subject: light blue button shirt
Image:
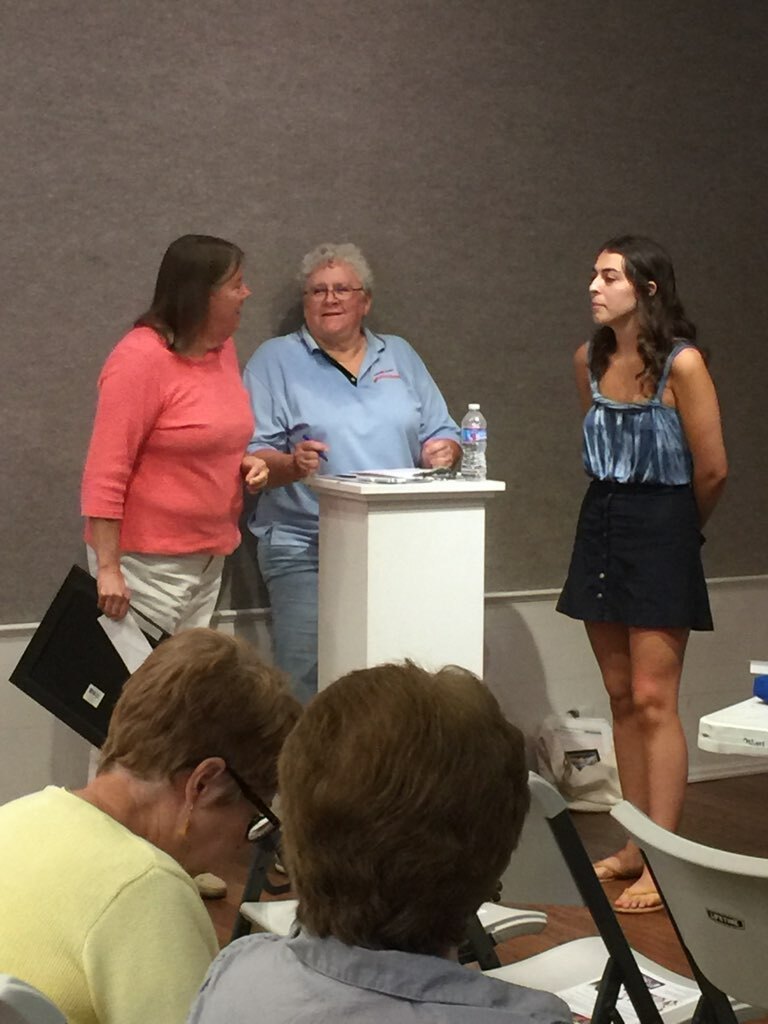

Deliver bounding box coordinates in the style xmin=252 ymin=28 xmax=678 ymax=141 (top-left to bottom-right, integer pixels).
xmin=187 ymin=931 xmax=572 ymax=1024
xmin=244 ymin=326 xmax=460 ymax=545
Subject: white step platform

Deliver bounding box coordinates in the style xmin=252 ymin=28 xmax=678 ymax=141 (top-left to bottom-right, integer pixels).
xmin=698 ymin=696 xmax=768 ymax=757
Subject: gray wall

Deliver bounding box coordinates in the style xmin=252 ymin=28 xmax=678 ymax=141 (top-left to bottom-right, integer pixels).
xmin=2 ymin=0 xmax=767 ymax=623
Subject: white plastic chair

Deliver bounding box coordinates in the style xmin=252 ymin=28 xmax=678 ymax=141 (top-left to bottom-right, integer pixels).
xmin=0 ymin=975 xmax=65 ymax=1024
xmin=239 ymin=897 xmax=298 ymax=937
xmin=230 ymin=826 xmax=290 ymax=942
xmin=613 ymin=799 xmax=768 ymax=1023
xmin=484 ymin=773 xmax=707 ymax=1024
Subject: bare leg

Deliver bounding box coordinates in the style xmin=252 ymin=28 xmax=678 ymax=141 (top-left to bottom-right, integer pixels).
xmin=585 ymin=622 xmax=645 ymax=880
xmin=613 ymin=626 xmax=689 ymax=910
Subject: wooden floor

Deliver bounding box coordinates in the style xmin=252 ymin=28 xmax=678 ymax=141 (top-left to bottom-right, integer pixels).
xmin=205 ymin=773 xmax=768 ymax=1012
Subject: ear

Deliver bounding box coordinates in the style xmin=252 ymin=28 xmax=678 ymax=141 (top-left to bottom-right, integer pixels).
xmin=647 ymin=280 xmax=658 ymax=297
xmin=183 ymin=757 xmax=230 ymax=809
xmin=362 ymin=291 xmax=372 ymax=317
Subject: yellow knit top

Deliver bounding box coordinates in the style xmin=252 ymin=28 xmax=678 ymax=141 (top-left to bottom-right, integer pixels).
xmin=0 ymin=787 xmax=219 ymax=1024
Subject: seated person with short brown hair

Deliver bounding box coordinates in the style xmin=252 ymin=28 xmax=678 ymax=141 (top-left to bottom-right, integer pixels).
xmin=188 ymin=661 xmax=570 ymax=1023
xmin=0 ymin=628 xmax=300 ymax=1024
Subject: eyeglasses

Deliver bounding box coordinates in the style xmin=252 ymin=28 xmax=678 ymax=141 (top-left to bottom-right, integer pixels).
xmin=304 ymin=285 xmax=365 ymax=301
xmin=225 ymin=763 xmax=281 ymax=842
xmin=179 ymin=758 xmax=281 ymax=842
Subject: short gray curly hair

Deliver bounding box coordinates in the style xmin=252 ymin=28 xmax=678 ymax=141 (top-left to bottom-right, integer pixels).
xmin=299 ymin=243 xmax=373 ymax=293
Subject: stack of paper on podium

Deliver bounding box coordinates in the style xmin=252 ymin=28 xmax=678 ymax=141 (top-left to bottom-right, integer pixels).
xmin=332 ymin=468 xmax=456 ymax=484
xmin=10 ymin=566 xmax=167 ymax=746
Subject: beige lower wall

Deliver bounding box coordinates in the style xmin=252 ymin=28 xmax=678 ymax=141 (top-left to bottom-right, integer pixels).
xmin=1 ymin=577 xmax=766 ymax=804
xmin=481 ymin=577 xmax=768 ymax=782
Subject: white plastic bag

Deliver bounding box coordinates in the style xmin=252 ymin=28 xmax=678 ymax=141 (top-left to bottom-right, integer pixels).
xmin=536 ymin=712 xmax=621 ymax=811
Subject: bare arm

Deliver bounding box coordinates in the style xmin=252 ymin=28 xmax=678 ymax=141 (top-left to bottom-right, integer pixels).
xmin=574 ymin=343 xmax=592 ymax=415
xmin=670 ymin=348 xmax=728 ymax=526
xmin=251 ymin=440 xmax=329 ymax=489
xmin=89 ymin=518 xmax=131 ymax=619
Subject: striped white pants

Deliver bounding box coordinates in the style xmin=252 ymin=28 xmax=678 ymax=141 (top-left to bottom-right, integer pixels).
xmin=86 ymin=547 xmax=224 ymax=637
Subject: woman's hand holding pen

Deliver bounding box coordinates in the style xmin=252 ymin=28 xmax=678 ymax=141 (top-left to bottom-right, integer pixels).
xmin=293 ymin=438 xmax=329 ymax=478
xmin=421 ymin=438 xmax=460 ymax=469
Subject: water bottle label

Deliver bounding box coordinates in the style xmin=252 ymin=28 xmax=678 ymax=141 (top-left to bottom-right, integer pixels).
xmin=461 ymin=427 xmax=487 ymax=443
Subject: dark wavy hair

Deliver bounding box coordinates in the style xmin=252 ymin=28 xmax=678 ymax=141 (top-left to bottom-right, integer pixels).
xmin=135 ymin=234 xmax=243 ymax=352
xmin=590 ymin=235 xmax=701 ymax=390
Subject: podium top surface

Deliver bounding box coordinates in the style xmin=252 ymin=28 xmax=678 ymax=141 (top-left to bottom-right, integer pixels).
xmin=309 ymin=475 xmax=506 ymax=501
xmin=698 ymin=696 xmax=768 ymax=757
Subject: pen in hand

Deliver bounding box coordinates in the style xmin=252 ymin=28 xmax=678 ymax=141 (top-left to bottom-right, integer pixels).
xmin=302 ymin=434 xmax=329 ymax=461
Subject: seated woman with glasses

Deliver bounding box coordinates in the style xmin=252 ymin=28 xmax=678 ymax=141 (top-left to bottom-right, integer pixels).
xmin=243 ymin=243 xmax=461 ymax=703
xmin=0 ymin=629 xmax=300 ymax=1024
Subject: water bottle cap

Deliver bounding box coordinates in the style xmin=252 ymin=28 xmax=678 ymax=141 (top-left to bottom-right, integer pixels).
xmin=468 ymin=403 xmax=480 ymax=410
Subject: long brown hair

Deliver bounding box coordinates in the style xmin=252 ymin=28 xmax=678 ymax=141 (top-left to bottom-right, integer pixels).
xmin=590 ymin=235 xmax=701 ymax=391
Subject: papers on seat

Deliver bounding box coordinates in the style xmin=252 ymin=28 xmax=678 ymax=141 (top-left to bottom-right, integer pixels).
xmin=560 ymin=970 xmax=697 ymax=1022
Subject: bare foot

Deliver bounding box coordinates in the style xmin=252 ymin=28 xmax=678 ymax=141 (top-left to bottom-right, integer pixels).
xmin=593 ymin=844 xmax=643 ymax=882
xmin=613 ymin=868 xmax=663 ymax=914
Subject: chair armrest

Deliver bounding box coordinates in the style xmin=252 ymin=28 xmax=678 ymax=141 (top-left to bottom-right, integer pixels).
xmin=477 ymin=902 xmax=548 ymax=942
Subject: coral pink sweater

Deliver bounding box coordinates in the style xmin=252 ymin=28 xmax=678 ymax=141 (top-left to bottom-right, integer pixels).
xmin=82 ymin=327 xmax=254 ymax=555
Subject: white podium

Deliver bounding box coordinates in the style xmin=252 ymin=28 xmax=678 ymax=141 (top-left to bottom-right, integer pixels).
xmin=310 ymin=476 xmax=505 ymax=690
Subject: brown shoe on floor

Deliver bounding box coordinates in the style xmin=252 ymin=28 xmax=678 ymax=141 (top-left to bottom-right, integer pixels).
xmin=195 ymin=872 xmax=227 ymax=900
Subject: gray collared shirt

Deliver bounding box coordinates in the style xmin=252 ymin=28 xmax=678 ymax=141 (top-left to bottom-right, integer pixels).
xmin=187 ymin=930 xmax=571 ymax=1023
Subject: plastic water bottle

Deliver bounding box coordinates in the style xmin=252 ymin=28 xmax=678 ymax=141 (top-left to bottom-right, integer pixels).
xmin=460 ymin=403 xmax=487 ymax=479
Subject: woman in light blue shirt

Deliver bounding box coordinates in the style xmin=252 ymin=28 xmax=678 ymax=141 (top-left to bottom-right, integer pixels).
xmin=557 ymin=236 xmax=727 ymax=913
xmin=243 ymin=244 xmax=460 ymax=703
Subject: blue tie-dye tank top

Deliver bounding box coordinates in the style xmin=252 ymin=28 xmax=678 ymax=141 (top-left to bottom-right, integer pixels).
xmin=582 ymin=342 xmax=693 ymax=485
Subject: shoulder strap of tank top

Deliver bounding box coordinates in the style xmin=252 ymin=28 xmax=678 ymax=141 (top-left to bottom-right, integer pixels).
xmin=655 ymin=341 xmax=692 ymax=398
xmin=586 ymin=340 xmax=600 ymax=398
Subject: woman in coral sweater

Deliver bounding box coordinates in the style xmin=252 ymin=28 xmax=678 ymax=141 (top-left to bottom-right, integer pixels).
xmin=82 ymin=234 xmax=267 ymax=635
